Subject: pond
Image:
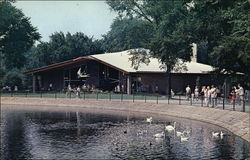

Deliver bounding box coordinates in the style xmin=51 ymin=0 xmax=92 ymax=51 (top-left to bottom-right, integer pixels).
xmin=1 ymin=106 xmax=249 ymax=160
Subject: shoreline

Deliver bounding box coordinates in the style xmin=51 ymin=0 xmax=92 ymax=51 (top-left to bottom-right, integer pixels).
xmin=1 ymin=97 xmax=250 ymax=142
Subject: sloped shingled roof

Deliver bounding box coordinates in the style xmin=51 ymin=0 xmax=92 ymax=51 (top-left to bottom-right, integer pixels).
xmin=25 ymin=49 xmax=214 ymax=75
xmin=90 ymin=49 xmax=214 ymax=74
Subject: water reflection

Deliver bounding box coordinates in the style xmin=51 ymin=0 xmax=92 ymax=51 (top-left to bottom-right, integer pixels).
xmin=1 ymin=106 xmax=249 ymax=160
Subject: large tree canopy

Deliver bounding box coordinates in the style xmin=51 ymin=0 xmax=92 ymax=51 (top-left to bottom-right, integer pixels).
xmin=102 ymin=17 xmax=154 ymax=52
xmin=0 ymin=1 xmax=40 ymax=69
xmin=33 ymin=32 xmax=103 ymax=66
xmin=107 ymin=0 xmax=250 ymax=82
xmin=107 ymin=0 xmax=194 ymax=95
xmin=0 ymin=1 xmax=40 ymax=89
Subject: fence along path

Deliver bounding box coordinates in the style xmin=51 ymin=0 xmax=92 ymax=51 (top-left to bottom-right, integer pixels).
xmin=1 ymin=91 xmax=249 ymax=113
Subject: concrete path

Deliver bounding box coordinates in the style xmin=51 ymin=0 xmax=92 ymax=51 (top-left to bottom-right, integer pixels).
xmin=1 ymin=97 xmax=250 ymax=142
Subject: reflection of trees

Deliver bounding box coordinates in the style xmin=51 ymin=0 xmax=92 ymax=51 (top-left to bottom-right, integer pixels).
xmin=2 ymin=112 xmax=32 ymax=159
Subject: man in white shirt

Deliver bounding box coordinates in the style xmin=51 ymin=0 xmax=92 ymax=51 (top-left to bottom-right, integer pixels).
xmin=238 ymin=84 xmax=244 ymax=105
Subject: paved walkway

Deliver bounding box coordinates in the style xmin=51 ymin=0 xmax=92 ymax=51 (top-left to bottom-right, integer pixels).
xmin=1 ymin=97 xmax=250 ymax=142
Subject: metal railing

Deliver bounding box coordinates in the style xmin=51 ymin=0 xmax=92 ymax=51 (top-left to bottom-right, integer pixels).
xmin=1 ymin=91 xmax=249 ymax=113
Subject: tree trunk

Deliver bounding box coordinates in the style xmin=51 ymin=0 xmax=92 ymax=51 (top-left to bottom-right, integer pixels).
xmin=166 ymin=65 xmax=172 ymax=97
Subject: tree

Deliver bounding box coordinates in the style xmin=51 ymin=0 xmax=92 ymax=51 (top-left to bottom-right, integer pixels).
xmin=189 ymin=0 xmax=250 ymax=80
xmin=33 ymin=32 xmax=104 ymax=66
xmin=107 ymin=0 xmax=250 ymax=91
xmin=0 ymin=1 xmax=40 ymax=89
xmin=0 ymin=1 xmax=40 ymax=69
xmin=102 ymin=17 xmax=154 ymax=52
xmin=107 ymin=0 xmax=194 ymax=95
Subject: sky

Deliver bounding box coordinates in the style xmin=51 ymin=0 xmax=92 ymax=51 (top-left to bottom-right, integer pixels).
xmin=14 ymin=1 xmax=118 ymax=42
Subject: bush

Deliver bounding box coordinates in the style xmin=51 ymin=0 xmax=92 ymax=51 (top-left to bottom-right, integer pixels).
xmin=2 ymin=69 xmax=24 ymax=90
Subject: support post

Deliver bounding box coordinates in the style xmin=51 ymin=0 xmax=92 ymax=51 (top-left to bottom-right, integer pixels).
xmin=126 ymin=74 xmax=131 ymax=95
xmin=32 ymin=74 xmax=36 ymax=93
xmin=243 ymin=99 xmax=245 ymax=112
xmin=223 ymin=97 xmax=225 ymax=110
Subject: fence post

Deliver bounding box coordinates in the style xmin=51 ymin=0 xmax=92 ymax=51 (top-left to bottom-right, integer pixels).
xmin=26 ymin=91 xmax=28 ymax=97
xmin=40 ymin=92 xmax=42 ymax=98
xmin=179 ymin=95 xmax=181 ymax=105
xmin=55 ymin=92 xmax=57 ymax=99
xmin=121 ymin=93 xmax=123 ymax=102
xmin=201 ymin=96 xmax=203 ymax=107
xmin=83 ymin=91 xmax=85 ymax=100
xmin=70 ymin=92 xmax=71 ymax=99
xmin=222 ymin=97 xmax=225 ymax=110
xmin=212 ymin=98 xmax=214 ymax=108
xmin=133 ymin=94 xmax=135 ymax=103
xmin=11 ymin=91 xmax=13 ymax=97
xmin=243 ymin=98 xmax=245 ymax=112
xmin=109 ymin=92 xmax=111 ymax=101
xmin=168 ymin=95 xmax=170 ymax=104
xmin=233 ymin=100 xmax=235 ymax=111
xmin=190 ymin=96 xmax=192 ymax=105
xmin=144 ymin=95 xmax=146 ymax=103
xmin=156 ymin=95 xmax=158 ymax=104
xmin=96 ymin=93 xmax=98 ymax=100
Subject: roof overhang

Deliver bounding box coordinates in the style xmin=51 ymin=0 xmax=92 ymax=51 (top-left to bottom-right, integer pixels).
xmin=24 ymin=57 xmax=91 ymax=75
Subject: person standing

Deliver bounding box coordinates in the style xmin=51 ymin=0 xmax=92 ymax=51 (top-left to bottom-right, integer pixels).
xmin=211 ymin=85 xmax=217 ymax=107
xmin=76 ymin=86 xmax=81 ymax=98
xmin=49 ymin=83 xmax=53 ymax=91
xmin=206 ymin=86 xmax=211 ymax=107
xmin=238 ymin=84 xmax=244 ymax=105
xmin=186 ymin=85 xmax=191 ymax=100
xmin=194 ymin=86 xmax=199 ymax=101
xmin=230 ymin=87 xmax=236 ymax=104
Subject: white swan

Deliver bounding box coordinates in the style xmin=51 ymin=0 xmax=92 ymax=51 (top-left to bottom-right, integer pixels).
xmin=212 ymin=132 xmax=220 ymax=137
xmin=180 ymin=136 xmax=189 ymax=142
xmin=165 ymin=122 xmax=176 ymax=132
xmin=176 ymin=131 xmax=183 ymax=137
xmin=154 ymin=132 xmax=165 ymax=138
xmin=146 ymin=117 xmax=153 ymax=124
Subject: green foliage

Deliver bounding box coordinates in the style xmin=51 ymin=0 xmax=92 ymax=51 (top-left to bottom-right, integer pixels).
xmin=33 ymin=32 xmax=104 ymax=66
xmin=102 ymin=18 xmax=154 ymax=52
xmin=2 ymin=68 xmax=24 ymax=89
xmin=107 ymin=0 xmax=250 ymax=81
xmin=0 ymin=1 xmax=40 ymax=69
xmin=190 ymin=0 xmax=250 ymax=78
xmin=107 ymin=0 xmax=194 ymax=70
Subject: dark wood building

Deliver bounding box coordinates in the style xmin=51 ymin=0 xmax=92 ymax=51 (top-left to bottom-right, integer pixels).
xmin=25 ymin=49 xmax=225 ymax=95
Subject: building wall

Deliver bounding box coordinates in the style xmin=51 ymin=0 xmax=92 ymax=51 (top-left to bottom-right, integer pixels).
xmin=130 ymin=73 xmax=225 ymax=95
xmin=38 ymin=69 xmax=64 ymax=91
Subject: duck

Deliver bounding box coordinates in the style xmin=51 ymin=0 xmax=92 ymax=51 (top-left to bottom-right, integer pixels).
xmin=212 ymin=131 xmax=220 ymax=137
xmin=154 ymin=132 xmax=165 ymax=138
xmin=165 ymin=122 xmax=176 ymax=132
xmin=146 ymin=117 xmax=153 ymax=124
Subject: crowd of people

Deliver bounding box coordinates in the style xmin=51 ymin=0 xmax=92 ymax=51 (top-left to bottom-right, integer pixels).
xmin=185 ymin=84 xmax=247 ymax=107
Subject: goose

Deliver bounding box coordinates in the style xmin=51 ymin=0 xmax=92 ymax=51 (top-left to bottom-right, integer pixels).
xmin=154 ymin=132 xmax=165 ymax=138
xmin=146 ymin=117 xmax=153 ymax=124
xmin=180 ymin=136 xmax=189 ymax=142
xmin=165 ymin=122 xmax=176 ymax=132
xmin=212 ymin=132 xmax=220 ymax=137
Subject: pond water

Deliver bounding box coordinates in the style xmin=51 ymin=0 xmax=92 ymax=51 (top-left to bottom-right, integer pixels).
xmin=1 ymin=106 xmax=249 ymax=160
